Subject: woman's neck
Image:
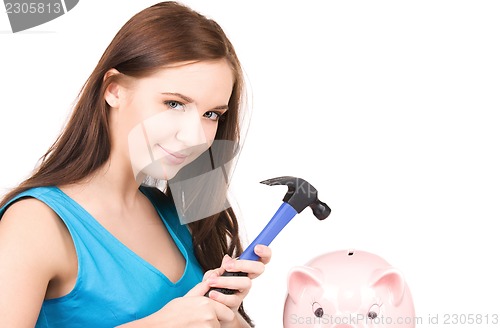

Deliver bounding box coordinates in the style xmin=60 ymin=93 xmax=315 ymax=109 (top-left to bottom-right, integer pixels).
xmin=59 ymin=152 xmax=147 ymax=210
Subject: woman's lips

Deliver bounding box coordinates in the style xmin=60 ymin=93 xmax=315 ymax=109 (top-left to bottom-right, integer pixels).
xmin=158 ymin=145 xmax=188 ymax=165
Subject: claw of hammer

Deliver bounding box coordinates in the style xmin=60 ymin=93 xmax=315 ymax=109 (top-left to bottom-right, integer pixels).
xmin=260 ymin=176 xmax=331 ymax=220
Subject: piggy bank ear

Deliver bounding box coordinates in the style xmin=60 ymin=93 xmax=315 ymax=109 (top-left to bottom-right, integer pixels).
xmin=369 ymin=268 xmax=406 ymax=307
xmin=287 ymin=266 xmax=324 ymax=304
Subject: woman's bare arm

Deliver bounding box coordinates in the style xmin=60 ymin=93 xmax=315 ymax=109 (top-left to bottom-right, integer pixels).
xmin=0 ymin=198 xmax=72 ymax=327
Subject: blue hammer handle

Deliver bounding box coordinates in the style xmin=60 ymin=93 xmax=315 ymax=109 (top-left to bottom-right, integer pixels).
xmin=206 ymin=202 xmax=297 ymax=296
xmin=239 ymin=202 xmax=297 ymax=260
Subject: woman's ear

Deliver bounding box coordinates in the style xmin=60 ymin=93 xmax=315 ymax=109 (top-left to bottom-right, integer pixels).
xmin=104 ymin=68 xmax=122 ymax=108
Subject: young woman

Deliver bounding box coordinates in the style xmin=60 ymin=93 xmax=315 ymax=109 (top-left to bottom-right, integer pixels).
xmin=0 ymin=2 xmax=271 ymax=327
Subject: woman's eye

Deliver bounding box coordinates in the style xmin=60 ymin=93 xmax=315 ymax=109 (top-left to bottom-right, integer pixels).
xmin=164 ymin=100 xmax=184 ymax=110
xmin=203 ymin=111 xmax=222 ymax=121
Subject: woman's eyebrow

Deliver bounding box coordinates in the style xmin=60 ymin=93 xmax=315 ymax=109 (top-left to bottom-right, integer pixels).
xmin=162 ymin=92 xmax=229 ymax=111
xmin=161 ymin=92 xmax=194 ymax=103
xmin=213 ymin=105 xmax=229 ymax=111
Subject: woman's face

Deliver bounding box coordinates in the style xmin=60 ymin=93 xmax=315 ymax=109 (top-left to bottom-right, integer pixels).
xmin=109 ymin=59 xmax=234 ymax=182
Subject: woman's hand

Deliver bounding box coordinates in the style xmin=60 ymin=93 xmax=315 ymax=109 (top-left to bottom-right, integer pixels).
xmin=205 ymin=245 xmax=272 ymax=312
xmin=118 ymin=245 xmax=272 ymax=328
xmin=117 ymin=279 xmax=235 ymax=328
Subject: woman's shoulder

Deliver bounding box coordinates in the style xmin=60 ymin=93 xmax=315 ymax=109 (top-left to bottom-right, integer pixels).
xmin=0 ymin=189 xmax=75 ymax=272
xmin=0 ymin=195 xmax=68 ymax=244
xmin=2 ymin=195 xmax=58 ymax=220
xmin=1 ymin=186 xmax=57 ymax=218
xmin=0 ymin=187 xmax=73 ymax=259
xmin=1 ymin=193 xmax=73 ymax=276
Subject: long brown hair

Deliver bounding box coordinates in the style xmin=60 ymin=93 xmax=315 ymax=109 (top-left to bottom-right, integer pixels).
xmin=0 ymin=1 xmax=253 ymax=325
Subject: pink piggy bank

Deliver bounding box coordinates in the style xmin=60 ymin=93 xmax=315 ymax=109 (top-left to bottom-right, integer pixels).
xmin=283 ymin=249 xmax=415 ymax=327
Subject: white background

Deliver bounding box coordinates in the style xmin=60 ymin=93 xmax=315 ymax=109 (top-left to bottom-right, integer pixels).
xmin=1 ymin=1 xmax=499 ymax=327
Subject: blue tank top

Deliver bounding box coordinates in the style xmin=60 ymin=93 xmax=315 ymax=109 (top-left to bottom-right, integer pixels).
xmin=0 ymin=185 xmax=204 ymax=327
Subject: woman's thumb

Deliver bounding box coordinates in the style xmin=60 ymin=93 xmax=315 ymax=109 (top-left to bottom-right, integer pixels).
xmin=185 ymin=279 xmax=211 ymax=297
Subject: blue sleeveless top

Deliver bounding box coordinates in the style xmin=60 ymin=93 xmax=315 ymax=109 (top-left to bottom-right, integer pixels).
xmin=0 ymin=186 xmax=204 ymax=327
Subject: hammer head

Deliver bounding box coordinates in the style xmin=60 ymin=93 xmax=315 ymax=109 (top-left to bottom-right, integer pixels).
xmin=260 ymin=176 xmax=331 ymax=220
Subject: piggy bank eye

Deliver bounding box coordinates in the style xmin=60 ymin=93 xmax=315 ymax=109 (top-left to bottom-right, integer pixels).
xmin=312 ymin=302 xmax=324 ymax=318
xmin=367 ymin=303 xmax=381 ymax=319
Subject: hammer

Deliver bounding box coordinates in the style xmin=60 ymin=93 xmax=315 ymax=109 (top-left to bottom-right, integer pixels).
xmin=206 ymin=176 xmax=331 ymax=296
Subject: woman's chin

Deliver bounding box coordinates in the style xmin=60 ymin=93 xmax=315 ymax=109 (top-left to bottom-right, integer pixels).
xmin=138 ymin=160 xmax=182 ymax=182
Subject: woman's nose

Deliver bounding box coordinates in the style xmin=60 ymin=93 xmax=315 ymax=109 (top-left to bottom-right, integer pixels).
xmin=175 ymin=110 xmax=209 ymax=147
